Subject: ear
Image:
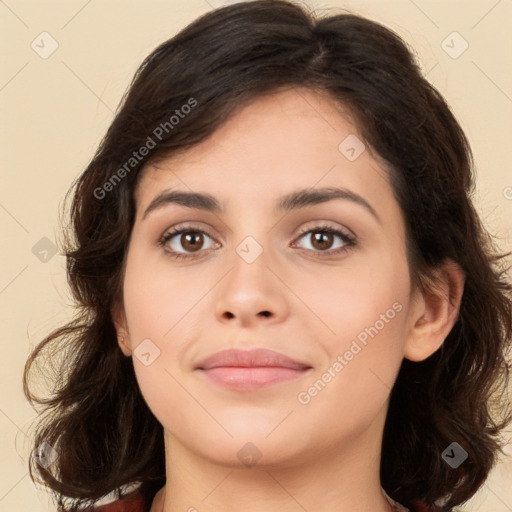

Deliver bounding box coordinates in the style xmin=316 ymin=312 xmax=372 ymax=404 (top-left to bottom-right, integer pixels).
xmin=111 ymin=301 xmax=132 ymax=357
xmin=404 ymin=259 xmax=465 ymax=362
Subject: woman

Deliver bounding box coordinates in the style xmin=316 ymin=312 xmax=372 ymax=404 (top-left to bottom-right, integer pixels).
xmin=24 ymin=1 xmax=512 ymax=511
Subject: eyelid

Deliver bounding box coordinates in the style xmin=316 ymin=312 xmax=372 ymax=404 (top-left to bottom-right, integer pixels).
xmin=159 ymin=223 xmax=219 ymax=251
xmin=291 ymin=223 xmax=356 ymax=253
xmin=159 ymin=221 xmax=357 ymax=259
xmin=293 ymin=221 xmax=355 ymax=241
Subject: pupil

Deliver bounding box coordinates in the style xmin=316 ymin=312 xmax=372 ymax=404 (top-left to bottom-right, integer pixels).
xmin=313 ymin=232 xmax=332 ymax=250
xmin=183 ymin=232 xmax=203 ymax=251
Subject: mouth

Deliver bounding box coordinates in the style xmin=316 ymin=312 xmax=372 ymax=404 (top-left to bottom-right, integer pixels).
xmin=195 ymin=348 xmax=313 ymax=391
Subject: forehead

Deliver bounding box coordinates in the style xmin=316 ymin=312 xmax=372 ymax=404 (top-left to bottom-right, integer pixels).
xmin=134 ymin=87 xmax=392 ymax=216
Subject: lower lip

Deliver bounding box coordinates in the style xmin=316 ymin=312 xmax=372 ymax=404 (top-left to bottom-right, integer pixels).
xmin=198 ymin=367 xmax=311 ymax=391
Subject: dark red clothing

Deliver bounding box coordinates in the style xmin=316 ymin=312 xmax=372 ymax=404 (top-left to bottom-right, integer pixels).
xmin=93 ymin=490 xmax=440 ymax=511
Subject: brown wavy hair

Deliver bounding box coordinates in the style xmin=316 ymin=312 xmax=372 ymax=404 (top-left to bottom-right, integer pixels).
xmin=24 ymin=1 xmax=512 ymax=511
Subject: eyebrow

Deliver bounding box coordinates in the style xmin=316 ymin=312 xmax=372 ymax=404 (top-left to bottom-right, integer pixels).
xmin=141 ymin=186 xmax=381 ymax=224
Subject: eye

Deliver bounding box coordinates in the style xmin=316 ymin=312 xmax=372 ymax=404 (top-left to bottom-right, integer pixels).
xmin=292 ymin=224 xmax=356 ymax=257
xmin=158 ymin=225 xmax=219 ymax=260
xmin=158 ymin=222 xmax=356 ymax=261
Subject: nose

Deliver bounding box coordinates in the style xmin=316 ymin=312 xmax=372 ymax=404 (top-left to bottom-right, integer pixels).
xmin=222 ymin=309 xmax=272 ymax=320
xmin=214 ymin=242 xmax=290 ymax=328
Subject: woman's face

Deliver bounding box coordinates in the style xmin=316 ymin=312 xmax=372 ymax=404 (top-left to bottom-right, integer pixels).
xmin=115 ymin=87 xmax=418 ymax=468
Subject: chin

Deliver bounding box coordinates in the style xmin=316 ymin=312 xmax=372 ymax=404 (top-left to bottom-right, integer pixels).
xmin=200 ymin=441 xmax=304 ymax=470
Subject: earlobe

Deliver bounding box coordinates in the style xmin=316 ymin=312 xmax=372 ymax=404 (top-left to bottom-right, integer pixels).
xmin=111 ymin=302 xmax=132 ymax=357
xmin=404 ymin=259 xmax=465 ymax=362
xmin=117 ymin=335 xmax=132 ymax=357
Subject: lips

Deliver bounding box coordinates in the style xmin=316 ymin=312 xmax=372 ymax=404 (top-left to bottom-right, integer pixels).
xmin=195 ymin=348 xmax=311 ymax=371
xmin=195 ymin=348 xmax=312 ymax=391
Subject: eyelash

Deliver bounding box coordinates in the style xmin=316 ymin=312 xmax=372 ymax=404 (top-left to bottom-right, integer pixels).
xmin=158 ymin=223 xmax=356 ymax=261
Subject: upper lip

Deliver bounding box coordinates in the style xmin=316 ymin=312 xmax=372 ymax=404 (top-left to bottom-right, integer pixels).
xmin=195 ymin=348 xmax=311 ymax=370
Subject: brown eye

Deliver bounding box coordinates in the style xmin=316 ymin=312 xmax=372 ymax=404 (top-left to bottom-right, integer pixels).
xmin=159 ymin=227 xmax=218 ymax=259
xmin=180 ymin=231 xmax=204 ymax=252
xmin=310 ymin=231 xmax=335 ymax=251
xmin=292 ymin=225 xmax=355 ymax=257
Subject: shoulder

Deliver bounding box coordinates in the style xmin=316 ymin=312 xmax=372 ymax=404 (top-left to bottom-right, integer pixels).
xmin=93 ymin=490 xmax=145 ymax=512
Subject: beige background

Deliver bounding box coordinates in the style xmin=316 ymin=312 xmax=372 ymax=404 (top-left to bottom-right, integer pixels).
xmin=1 ymin=0 xmax=511 ymax=510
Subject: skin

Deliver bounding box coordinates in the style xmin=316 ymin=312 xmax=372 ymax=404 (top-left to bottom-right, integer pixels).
xmin=112 ymin=87 xmax=465 ymax=512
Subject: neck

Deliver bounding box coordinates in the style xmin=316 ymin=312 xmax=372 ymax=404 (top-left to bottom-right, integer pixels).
xmin=152 ymin=405 xmax=396 ymax=512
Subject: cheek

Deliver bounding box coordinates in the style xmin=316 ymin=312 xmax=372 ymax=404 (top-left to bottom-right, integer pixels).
xmin=301 ymin=254 xmax=409 ymax=410
xmin=131 ymin=357 xmax=199 ymax=443
xmin=293 ymin=309 xmax=407 ymax=448
xmin=120 ymin=251 xmax=210 ymax=433
xmin=305 ymin=255 xmax=409 ymax=354
xmin=132 ymin=358 xmax=173 ymax=402
xmin=121 ymin=247 xmax=201 ymax=342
